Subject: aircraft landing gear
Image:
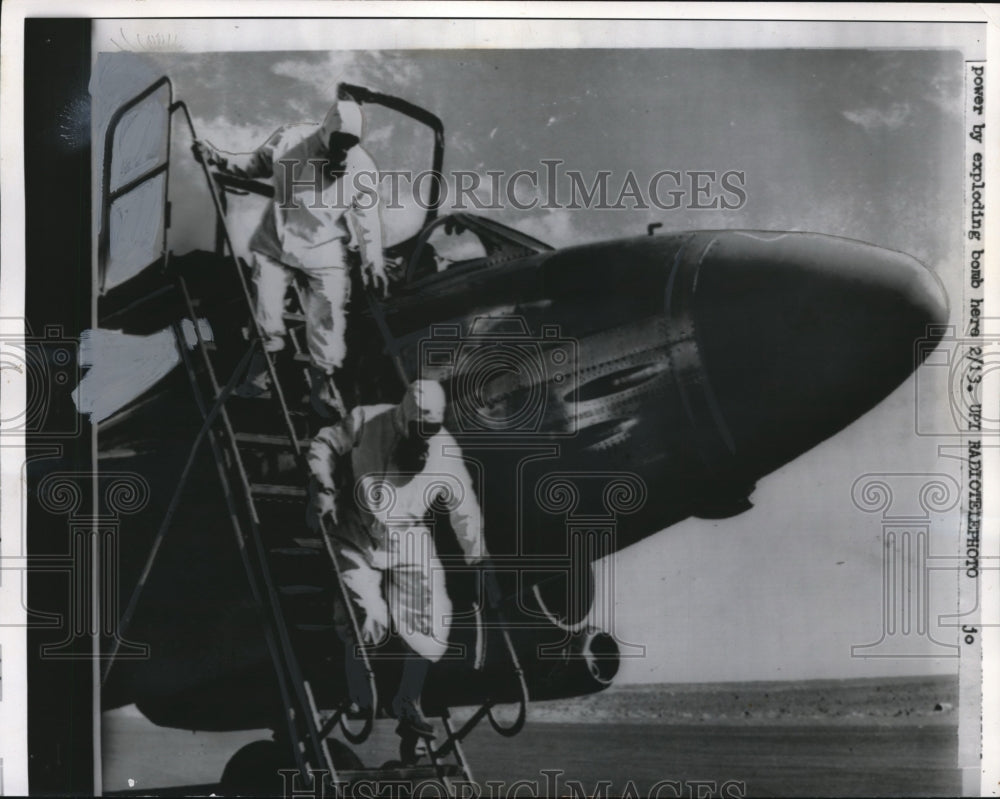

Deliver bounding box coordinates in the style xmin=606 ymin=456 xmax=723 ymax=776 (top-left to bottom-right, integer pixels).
xmin=218 ymin=739 xmax=291 ymax=797
xmin=218 ymin=736 xmax=364 ymax=796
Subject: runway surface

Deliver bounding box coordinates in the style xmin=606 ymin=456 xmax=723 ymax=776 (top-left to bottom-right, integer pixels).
xmin=102 ymin=716 xmax=959 ymax=796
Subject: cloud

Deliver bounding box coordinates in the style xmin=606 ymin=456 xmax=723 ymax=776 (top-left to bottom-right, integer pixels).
xmin=270 ymin=51 xmax=422 ymax=97
xmin=510 ymin=207 xmax=594 ymax=249
xmin=924 ymin=71 xmax=964 ymax=118
xmin=193 ymin=114 xmax=277 ymax=152
xmin=842 ymin=102 xmax=911 ymax=131
xmin=363 ymin=120 xmax=397 ymax=149
xmin=369 ymin=51 xmax=422 ymax=88
xmin=271 ymin=52 xmax=369 ymax=92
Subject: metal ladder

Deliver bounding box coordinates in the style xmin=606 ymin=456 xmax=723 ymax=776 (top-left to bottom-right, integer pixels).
xmin=171 ymin=93 xmax=395 ymax=790
xmin=189 ymin=151 xmax=530 ymax=799
xmin=100 ymin=75 xmax=530 ymax=797
xmin=98 ymin=76 xmax=378 ymax=793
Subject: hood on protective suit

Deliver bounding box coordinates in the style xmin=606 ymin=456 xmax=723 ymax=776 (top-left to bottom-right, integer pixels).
xmin=320 ymin=99 xmax=364 ymax=142
xmin=398 ymin=380 xmax=446 ymax=428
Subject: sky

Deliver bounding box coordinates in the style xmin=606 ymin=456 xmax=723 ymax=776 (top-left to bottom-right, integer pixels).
xmin=90 ymin=44 xmax=969 ymax=684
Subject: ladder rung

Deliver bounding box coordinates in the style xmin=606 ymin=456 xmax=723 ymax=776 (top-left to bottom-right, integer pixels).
xmin=230 ymin=389 xmax=273 ymax=401
xmin=278 ymin=584 xmax=326 ymax=597
xmin=293 ymin=352 xmax=311 ymax=363
xmin=270 ymin=546 xmax=324 ymax=557
xmin=235 ymin=432 xmax=306 ymax=448
xmin=293 ymin=537 xmax=326 ymax=550
xmin=283 ymin=312 xmax=307 ymax=323
xmin=251 ymin=483 xmax=307 ymax=499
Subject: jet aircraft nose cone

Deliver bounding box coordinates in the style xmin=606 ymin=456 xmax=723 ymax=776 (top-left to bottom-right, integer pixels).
xmin=686 ymin=231 xmax=949 ymax=477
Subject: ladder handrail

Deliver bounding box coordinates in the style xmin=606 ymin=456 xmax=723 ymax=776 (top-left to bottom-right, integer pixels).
xmin=99 ymin=79 xmax=532 ymax=790
xmin=173 ymin=99 xmax=382 ymax=753
xmin=97 ymin=84 xmax=324 ymax=773
xmin=456 ymin=602 xmax=529 ymax=742
xmin=401 ymin=601 xmax=528 ymax=784
xmin=98 ymin=75 xmax=173 ymax=295
xmin=174 ymin=276 xmax=337 ymax=778
xmin=485 ymin=615 xmax=529 ymax=738
xmin=364 ymin=287 xmax=409 ymax=388
xmin=171 ymin=99 xmax=303 ymax=459
xmin=171 ymin=325 xmax=314 ymax=779
xmin=319 ymin=516 xmax=379 ymax=744
xmin=101 ymin=339 xmax=256 ymax=684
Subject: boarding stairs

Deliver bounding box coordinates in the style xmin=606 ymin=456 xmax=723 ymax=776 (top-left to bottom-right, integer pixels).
xmin=98 ymin=76 xmax=529 ymax=797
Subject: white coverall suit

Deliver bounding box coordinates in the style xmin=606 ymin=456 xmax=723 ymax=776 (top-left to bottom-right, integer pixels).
xmin=203 ymin=100 xmax=385 ymax=375
xmin=307 ymin=400 xmax=485 ymax=665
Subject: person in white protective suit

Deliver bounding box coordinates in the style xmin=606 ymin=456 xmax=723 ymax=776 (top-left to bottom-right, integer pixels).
xmin=192 ymin=88 xmax=388 ymax=415
xmin=306 ymin=380 xmax=501 ymax=737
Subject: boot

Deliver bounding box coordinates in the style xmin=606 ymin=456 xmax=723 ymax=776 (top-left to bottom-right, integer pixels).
xmin=309 ymin=366 xmax=345 ymax=419
xmin=233 ymin=350 xmax=272 ymax=398
xmin=391 ymin=656 xmax=434 ymax=737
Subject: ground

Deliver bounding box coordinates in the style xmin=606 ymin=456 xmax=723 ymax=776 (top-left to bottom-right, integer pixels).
xmin=102 ymin=675 xmax=960 ymax=796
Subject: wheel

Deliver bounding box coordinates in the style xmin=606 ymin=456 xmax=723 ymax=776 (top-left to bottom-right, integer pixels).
xmin=219 ymin=739 xmax=293 ymax=797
